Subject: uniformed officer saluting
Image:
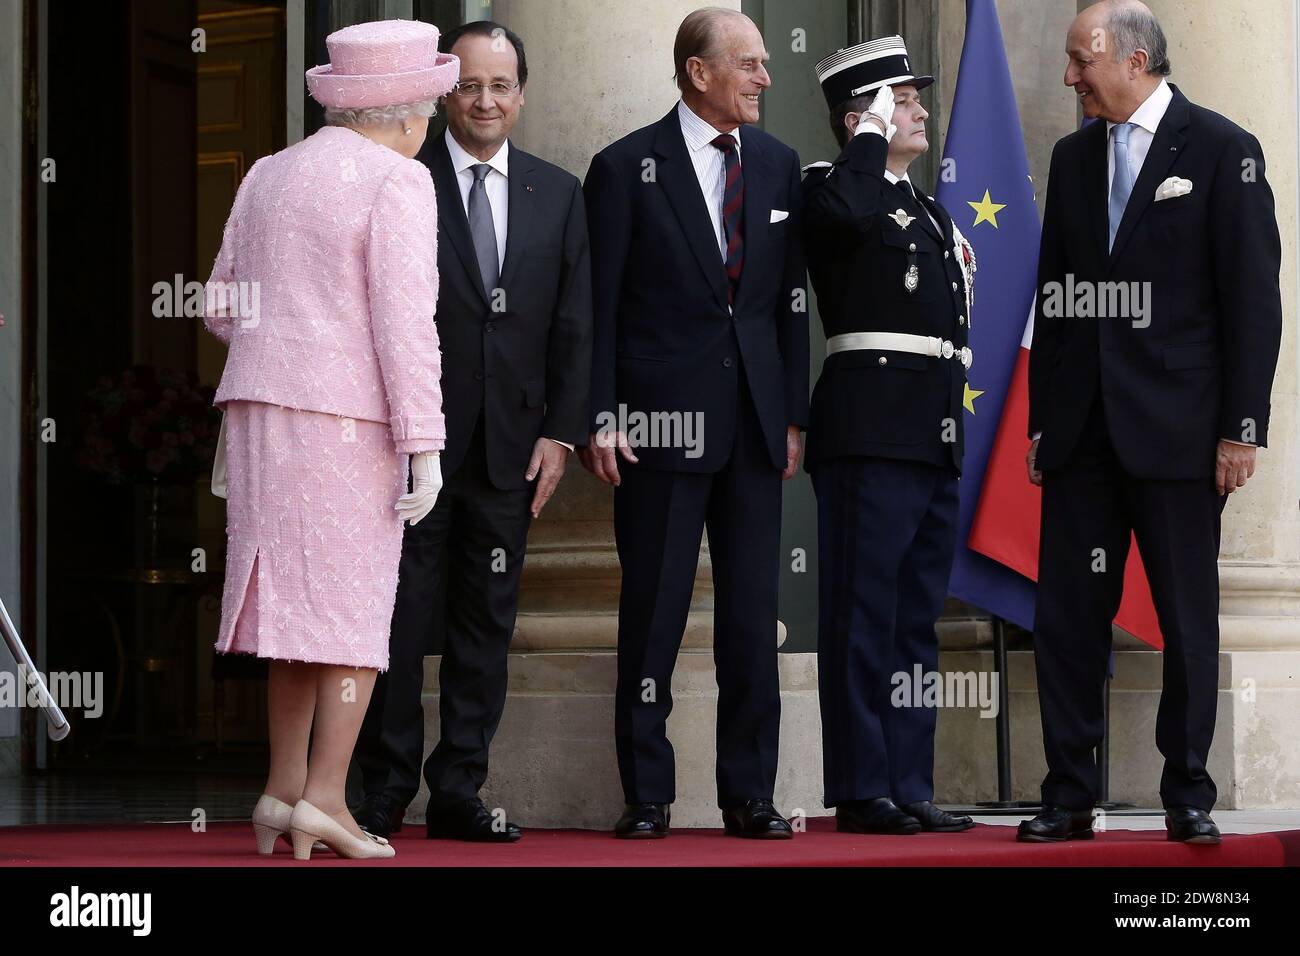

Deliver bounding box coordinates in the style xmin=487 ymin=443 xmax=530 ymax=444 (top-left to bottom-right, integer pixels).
xmin=803 ymin=36 xmax=976 ymax=836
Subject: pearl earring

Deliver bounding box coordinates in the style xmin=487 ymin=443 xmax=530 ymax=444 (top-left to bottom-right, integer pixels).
xmin=403 ymin=126 xmax=412 ymax=135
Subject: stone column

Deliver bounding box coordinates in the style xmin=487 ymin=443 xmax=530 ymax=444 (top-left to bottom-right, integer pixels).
xmin=1145 ymin=0 xmax=1300 ymax=807
xmin=411 ymin=0 xmax=823 ymax=828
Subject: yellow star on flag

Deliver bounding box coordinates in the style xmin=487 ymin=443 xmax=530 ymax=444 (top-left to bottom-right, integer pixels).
xmin=963 ymin=382 xmax=985 ymax=414
xmin=967 ymin=189 xmax=1007 ymax=228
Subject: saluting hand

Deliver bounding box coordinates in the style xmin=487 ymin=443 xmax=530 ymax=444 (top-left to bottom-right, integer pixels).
xmin=861 ymin=83 xmax=896 ymax=140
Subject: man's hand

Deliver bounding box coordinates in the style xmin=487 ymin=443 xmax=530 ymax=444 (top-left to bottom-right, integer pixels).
xmin=1026 ymin=437 xmax=1043 ymax=486
xmin=1216 ymin=440 xmax=1257 ymax=495
xmin=783 ymin=426 xmax=803 ymax=480
xmin=526 ymin=439 xmax=570 ymax=518
xmin=858 ymin=83 xmax=896 ymax=140
xmin=577 ymin=430 xmax=639 ymax=486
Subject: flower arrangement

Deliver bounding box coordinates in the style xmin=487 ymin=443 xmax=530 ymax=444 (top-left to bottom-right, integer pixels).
xmin=74 ymin=366 xmax=221 ymax=485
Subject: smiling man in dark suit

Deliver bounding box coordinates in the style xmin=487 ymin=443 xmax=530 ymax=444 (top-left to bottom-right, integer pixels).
xmin=580 ymin=7 xmax=808 ymax=839
xmin=352 ymin=20 xmax=592 ymax=843
xmin=1020 ymin=0 xmax=1282 ymax=845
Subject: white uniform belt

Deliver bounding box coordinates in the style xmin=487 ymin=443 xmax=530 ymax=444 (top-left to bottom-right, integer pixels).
xmin=826 ymin=331 xmax=972 ymax=370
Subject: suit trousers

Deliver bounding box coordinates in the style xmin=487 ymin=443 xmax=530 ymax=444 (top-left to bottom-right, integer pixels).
xmin=1035 ymin=392 xmax=1228 ymax=812
xmin=612 ymin=374 xmax=783 ymax=808
xmin=812 ymin=455 xmax=959 ymax=808
xmin=355 ymin=413 xmax=534 ymax=808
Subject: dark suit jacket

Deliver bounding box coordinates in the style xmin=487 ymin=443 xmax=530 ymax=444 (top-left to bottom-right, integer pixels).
xmin=582 ymin=107 xmax=809 ymax=473
xmin=1029 ymin=85 xmax=1282 ymax=479
xmin=416 ymin=133 xmax=593 ymax=490
xmin=802 ymin=130 xmax=970 ymax=474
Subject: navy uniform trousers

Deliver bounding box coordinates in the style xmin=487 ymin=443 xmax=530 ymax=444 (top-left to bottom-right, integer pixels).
xmin=612 ymin=372 xmax=783 ymax=808
xmin=1035 ymin=392 xmax=1227 ymax=812
xmin=812 ymin=455 xmax=959 ymax=809
xmin=355 ymin=413 xmax=534 ymax=809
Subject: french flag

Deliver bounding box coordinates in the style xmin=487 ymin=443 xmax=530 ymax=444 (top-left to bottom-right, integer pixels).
xmin=968 ymin=314 xmax=1164 ymax=649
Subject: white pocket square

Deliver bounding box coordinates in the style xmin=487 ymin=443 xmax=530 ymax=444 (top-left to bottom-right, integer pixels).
xmin=1155 ymin=176 xmax=1193 ymax=201
xmin=770 ymin=209 xmax=789 ymax=223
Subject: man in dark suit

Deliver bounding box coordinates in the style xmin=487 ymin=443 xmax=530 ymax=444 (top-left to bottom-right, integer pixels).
xmin=352 ymin=21 xmax=592 ymax=843
xmin=1020 ymin=0 xmax=1282 ymax=844
xmin=802 ymin=37 xmax=975 ymax=836
xmin=579 ymin=8 xmax=808 ymax=839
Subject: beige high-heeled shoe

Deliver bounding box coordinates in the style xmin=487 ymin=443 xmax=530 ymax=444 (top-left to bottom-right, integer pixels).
xmin=251 ymin=794 xmax=328 ymax=855
xmin=289 ymin=799 xmax=396 ymax=860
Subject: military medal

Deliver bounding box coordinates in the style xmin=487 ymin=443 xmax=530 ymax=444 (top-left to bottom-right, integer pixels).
xmin=903 ymin=236 xmax=920 ymax=294
xmin=889 ymin=208 xmax=916 ymax=229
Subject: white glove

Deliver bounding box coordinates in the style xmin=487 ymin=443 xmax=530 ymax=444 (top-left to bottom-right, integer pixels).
xmin=858 ymin=83 xmax=897 ymax=142
xmin=210 ymin=412 xmax=229 ymax=499
xmin=396 ymin=452 xmax=442 ymax=526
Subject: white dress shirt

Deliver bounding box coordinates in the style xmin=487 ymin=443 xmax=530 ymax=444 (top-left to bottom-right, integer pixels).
xmin=445 ymin=129 xmax=509 ymax=271
xmin=445 ymin=130 xmax=573 ymax=452
xmin=1106 ymin=78 xmax=1172 ymax=204
xmin=677 ymin=99 xmax=742 ymax=258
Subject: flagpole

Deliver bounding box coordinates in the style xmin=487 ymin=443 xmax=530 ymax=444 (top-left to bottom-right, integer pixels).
xmin=994 ymin=615 xmax=1011 ymax=801
xmin=967 ymin=615 xmax=1041 ymax=814
xmin=1096 ymin=668 xmax=1135 ymax=812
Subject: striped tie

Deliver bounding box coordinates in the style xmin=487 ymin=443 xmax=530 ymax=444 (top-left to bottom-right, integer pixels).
xmin=711 ymin=134 xmax=744 ymax=305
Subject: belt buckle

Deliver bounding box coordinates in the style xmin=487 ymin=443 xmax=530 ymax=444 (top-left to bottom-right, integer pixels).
xmin=940 ymin=339 xmax=955 ymax=360
xmin=960 ymin=346 xmax=972 ymax=370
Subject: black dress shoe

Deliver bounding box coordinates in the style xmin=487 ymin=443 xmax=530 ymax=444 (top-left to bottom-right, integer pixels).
xmin=1165 ymin=806 xmax=1221 ymax=845
xmin=614 ymin=803 xmax=670 ymax=839
xmin=351 ymin=793 xmax=405 ymax=840
xmin=425 ymin=798 xmax=522 ymax=843
xmin=1016 ymin=804 xmax=1095 ymax=843
xmin=835 ymin=797 xmax=922 ymax=835
xmin=900 ymin=800 xmax=975 ymax=833
xmin=722 ymin=798 xmax=793 ymax=839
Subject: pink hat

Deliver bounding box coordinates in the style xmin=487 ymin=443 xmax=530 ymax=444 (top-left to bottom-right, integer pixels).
xmin=306 ymin=20 xmax=460 ymax=109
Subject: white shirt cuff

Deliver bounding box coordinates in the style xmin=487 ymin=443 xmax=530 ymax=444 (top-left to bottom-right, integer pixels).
xmin=547 ymin=438 xmax=575 ymax=452
xmin=1221 ymin=438 xmax=1255 ymax=447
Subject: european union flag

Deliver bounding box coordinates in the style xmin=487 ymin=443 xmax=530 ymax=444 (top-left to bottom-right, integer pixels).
xmin=934 ymin=0 xmax=1041 ymax=629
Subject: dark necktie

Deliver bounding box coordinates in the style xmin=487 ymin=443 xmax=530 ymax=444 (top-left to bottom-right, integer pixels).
xmin=711 ymin=134 xmax=744 ymax=305
xmin=896 ymin=178 xmax=939 ymax=239
xmin=468 ymin=163 xmax=499 ymax=293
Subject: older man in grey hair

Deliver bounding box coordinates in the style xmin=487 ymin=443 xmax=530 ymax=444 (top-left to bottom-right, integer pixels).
xmin=1021 ymin=0 xmax=1282 ymax=844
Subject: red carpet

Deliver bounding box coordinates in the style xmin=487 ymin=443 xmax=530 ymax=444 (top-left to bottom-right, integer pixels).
xmin=2 ymin=817 xmax=1296 ymax=866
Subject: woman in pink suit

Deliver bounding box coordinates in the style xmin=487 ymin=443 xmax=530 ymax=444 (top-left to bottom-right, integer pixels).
xmin=203 ymin=20 xmax=458 ymax=860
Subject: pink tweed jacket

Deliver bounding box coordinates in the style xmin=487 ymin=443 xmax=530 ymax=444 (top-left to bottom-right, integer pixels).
xmin=204 ymin=124 xmax=445 ymax=454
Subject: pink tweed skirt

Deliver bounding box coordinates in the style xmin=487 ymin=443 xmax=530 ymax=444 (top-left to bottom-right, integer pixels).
xmin=215 ymin=400 xmax=407 ymax=670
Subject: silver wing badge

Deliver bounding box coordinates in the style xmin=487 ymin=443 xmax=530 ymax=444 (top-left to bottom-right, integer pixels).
xmin=888 ymin=208 xmax=916 ymax=229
